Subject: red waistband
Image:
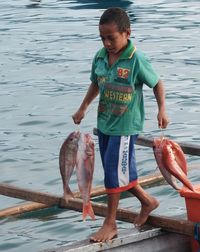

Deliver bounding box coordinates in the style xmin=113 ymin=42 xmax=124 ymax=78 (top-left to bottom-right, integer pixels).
xmin=106 ymin=180 xmax=138 ymax=194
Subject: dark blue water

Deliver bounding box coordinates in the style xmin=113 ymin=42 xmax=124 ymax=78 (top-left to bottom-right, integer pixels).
xmin=0 ymin=0 xmax=200 ymax=251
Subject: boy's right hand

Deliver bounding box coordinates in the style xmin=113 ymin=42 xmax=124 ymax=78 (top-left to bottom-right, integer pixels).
xmin=72 ymin=109 xmax=85 ymax=124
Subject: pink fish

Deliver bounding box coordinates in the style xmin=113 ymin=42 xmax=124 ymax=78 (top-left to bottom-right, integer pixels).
xmin=76 ymin=133 xmax=95 ymax=221
xmin=167 ymin=139 xmax=188 ymax=175
xmin=59 ymin=131 xmax=80 ymax=202
xmin=153 ymin=137 xmax=194 ymax=191
xmin=153 ymin=138 xmax=180 ymax=190
xmin=59 ymin=131 xmax=95 ymax=220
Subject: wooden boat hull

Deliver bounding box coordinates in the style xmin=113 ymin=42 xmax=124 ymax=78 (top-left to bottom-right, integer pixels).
xmin=43 ymin=226 xmax=191 ymax=252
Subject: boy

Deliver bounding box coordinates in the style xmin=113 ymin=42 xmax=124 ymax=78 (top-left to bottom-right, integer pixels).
xmin=72 ymin=7 xmax=169 ymax=242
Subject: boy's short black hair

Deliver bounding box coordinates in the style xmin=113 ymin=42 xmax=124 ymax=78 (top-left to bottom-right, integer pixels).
xmin=99 ymin=7 xmax=130 ymax=32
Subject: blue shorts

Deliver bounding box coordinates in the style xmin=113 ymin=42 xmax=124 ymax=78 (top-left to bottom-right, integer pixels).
xmin=98 ymin=130 xmax=138 ymax=194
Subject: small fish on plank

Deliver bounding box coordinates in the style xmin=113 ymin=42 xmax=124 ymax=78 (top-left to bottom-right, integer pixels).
xmin=59 ymin=131 xmax=95 ymax=220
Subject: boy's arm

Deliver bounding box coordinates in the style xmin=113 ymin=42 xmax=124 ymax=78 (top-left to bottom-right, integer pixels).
xmin=72 ymin=82 xmax=99 ymax=124
xmin=153 ymin=79 xmax=170 ymax=129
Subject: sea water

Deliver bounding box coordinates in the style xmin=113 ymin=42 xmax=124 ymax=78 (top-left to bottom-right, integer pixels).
xmin=0 ymin=0 xmax=199 ymax=251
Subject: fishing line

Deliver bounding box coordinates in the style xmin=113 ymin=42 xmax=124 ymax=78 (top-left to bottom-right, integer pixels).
xmin=74 ymin=104 xmax=96 ymax=133
xmin=159 ymin=127 xmax=166 ymax=144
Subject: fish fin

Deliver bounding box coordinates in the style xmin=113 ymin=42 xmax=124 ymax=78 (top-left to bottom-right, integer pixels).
xmin=163 ymin=158 xmax=194 ymax=191
xmin=82 ymin=201 xmax=95 ymax=221
xmin=165 ymin=175 xmax=181 ymax=191
xmin=168 ymin=140 xmax=188 ymax=175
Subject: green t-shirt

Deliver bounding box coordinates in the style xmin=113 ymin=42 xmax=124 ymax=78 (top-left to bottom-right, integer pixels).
xmin=90 ymin=40 xmax=159 ymax=136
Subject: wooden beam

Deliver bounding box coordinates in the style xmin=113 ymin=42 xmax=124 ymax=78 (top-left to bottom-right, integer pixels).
xmin=93 ymin=128 xmax=200 ymax=156
xmin=0 ymin=202 xmax=47 ymax=217
xmin=1 ymin=165 xmax=199 ymax=218
xmin=61 ymin=197 xmax=195 ymax=237
xmin=1 ymin=163 xmax=199 ymax=218
xmin=89 ymin=172 xmax=164 ymax=198
xmin=0 ymin=183 xmax=60 ymax=206
xmin=0 ymin=173 xmax=164 ymax=217
xmin=0 ymin=183 xmax=197 ymax=237
xmin=136 ymin=135 xmax=200 ymax=156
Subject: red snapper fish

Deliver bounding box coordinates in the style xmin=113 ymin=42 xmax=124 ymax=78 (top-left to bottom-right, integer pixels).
xmin=76 ymin=133 xmax=95 ymax=221
xmin=59 ymin=131 xmax=95 ymax=220
xmin=153 ymin=137 xmax=194 ymax=191
xmin=59 ymin=131 xmax=80 ymax=201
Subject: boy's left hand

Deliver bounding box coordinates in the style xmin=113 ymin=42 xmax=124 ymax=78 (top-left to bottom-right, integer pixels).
xmin=157 ymin=111 xmax=170 ymax=129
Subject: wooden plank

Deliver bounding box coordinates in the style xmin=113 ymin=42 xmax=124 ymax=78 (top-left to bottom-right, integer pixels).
xmin=0 ymin=173 xmax=164 ymax=217
xmin=1 ymin=165 xmax=199 ymax=218
xmin=0 ymin=164 xmax=198 ymax=218
xmin=136 ymin=135 xmax=200 ymax=156
xmin=0 ymin=183 xmax=60 ymax=206
xmin=0 ymin=183 xmax=197 ymax=237
xmin=0 ymin=202 xmax=47 ymax=217
xmin=44 ymin=228 xmax=191 ymax=252
xmin=89 ymin=173 xmax=164 ymax=198
xmin=93 ymin=128 xmax=200 ymax=156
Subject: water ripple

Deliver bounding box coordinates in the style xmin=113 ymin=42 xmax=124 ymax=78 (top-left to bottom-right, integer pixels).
xmin=0 ymin=0 xmax=200 ymax=251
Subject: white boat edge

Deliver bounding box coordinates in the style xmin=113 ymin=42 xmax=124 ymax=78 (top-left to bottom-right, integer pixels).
xmin=42 ymin=226 xmax=191 ymax=252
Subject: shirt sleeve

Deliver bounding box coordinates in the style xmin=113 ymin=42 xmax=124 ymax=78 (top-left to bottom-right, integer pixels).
xmin=137 ymin=51 xmax=160 ymax=88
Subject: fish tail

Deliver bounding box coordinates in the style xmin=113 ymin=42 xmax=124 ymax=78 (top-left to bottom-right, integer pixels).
xmin=184 ymin=180 xmax=194 ymax=192
xmin=168 ymin=140 xmax=188 ymax=174
xmin=82 ymin=201 xmax=95 ymax=221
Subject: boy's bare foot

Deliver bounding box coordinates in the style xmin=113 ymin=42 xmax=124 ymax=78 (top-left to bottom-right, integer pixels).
xmin=90 ymin=220 xmax=117 ymax=242
xmin=134 ymin=196 xmax=159 ymax=227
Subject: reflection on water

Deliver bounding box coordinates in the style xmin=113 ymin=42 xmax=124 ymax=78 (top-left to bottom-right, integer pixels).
xmin=0 ymin=0 xmax=200 ymax=251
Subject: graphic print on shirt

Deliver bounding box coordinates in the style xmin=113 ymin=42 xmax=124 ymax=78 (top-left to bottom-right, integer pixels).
xmin=97 ymin=75 xmax=107 ymax=114
xmin=114 ymin=67 xmax=130 ymax=84
xmin=102 ymin=82 xmax=134 ymax=116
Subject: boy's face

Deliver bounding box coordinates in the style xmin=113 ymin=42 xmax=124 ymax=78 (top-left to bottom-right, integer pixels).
xmin=99 ymin=22 xmax=130 ymax=55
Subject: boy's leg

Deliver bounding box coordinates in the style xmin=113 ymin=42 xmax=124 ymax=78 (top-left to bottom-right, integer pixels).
xmin=90 ymin=192 xmax=120 ymax=242
xmin=129 ymin=184 xmax=159 ymax=226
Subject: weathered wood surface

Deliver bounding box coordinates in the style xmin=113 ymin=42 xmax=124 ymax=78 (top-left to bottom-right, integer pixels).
xmin=44 ymin=229 xmax=191 ymax=252
xmin=0 ymin=182 xmax=197 ymax=237
xmin=93 ymin=128 xmax=200 ymax=156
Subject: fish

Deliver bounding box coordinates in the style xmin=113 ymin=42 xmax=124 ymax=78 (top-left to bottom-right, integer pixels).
xmin=76 ymin=133 xmax=95 ymax=221
xmin=167 ymin=139 xmax=188 ymax=175
xmin=59 ymin=131 xmax=80 ymax=202
xmin=153 ymin=137 xmax=180 ymax=190
xmin=59 ymin=131 xmax=95 ymax=220
xmin=153 ymin=137 xmax=194 ymax=191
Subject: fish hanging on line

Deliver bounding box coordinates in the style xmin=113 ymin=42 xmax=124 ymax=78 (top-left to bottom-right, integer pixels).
xmin=59 ymin=131 xmax=95 ymax=220
xmin=153 ymin=137 xmax=194 ymax=191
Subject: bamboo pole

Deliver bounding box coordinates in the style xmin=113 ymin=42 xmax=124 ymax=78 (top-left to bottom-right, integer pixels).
xmin=0 ymin=202 xmax=47 ymax=217
xmin=0 ymin=172 xmax=163 ymax=217
xmin=136 ymin=135 xmax=200 ymax=156
xmin=1 ymin=163 xmax=199 ymax=218
xmin=60 ymin=197 xmax=195 ymax=237
xmin=0 ymin=182 xmax=197 ymax=237
xmin=93 ymin=128 xmax=200 ymax=156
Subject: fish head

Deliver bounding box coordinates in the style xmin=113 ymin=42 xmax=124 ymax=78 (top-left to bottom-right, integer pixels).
xmin=153 ymin=137 xmax=165 ymax=153
xmin=84 ymin=134 xmax=95 ymax=153
xmin=85 ymin=134 xmax=94 ymax=144
xmin=153 ymin=137 xmax=165 ymax=147
xmin=65 ymin=131 xmax=80 ymax=150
